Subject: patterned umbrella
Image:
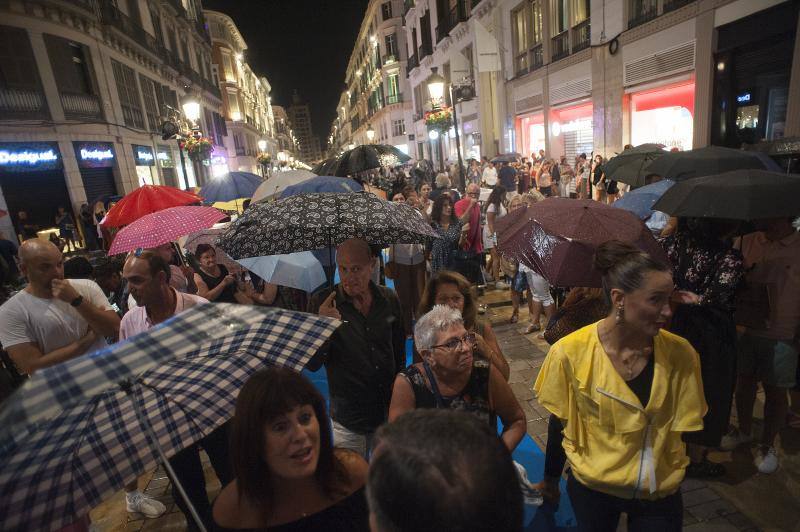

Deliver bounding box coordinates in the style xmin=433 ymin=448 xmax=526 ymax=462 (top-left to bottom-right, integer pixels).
xmin=491 ymin=153 xmax=523 ymax=163
xmin=0 ymin=303 xmax=340 ymax=531
xmin=108 ymin=206 xmax=225 ymax=255
xmin=198 ymin=172 xmax=263 ymax=203
xmin=216 ymin=192 xmax=439 ymax=262
xmin=102 ymin=185 xmax=202 ymax=228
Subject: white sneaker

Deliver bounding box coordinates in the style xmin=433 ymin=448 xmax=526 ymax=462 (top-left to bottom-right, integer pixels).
xmin=126 ymin=491 xmax=167 ymax=519
xmin=719 ymin=428 xmax=753 ymax=451
xmin=755 ymin=446 xmax=779 ymax=474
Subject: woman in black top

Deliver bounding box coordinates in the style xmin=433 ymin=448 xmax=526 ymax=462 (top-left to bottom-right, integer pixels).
xmin=193 ymin=243 xmax=241 ymax=303
xmin=212 ymin=368 xmax=369 ymax=531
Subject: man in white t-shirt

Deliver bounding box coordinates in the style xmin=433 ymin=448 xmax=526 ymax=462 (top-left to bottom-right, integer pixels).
xmin=482 ymin=162 xmax=498 ymax=187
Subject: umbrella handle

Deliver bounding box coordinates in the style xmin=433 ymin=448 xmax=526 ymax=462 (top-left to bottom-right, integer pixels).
xmin=172 ymin=241 xmax=187 ymax=266
xmin=123 ymin=383 xmax=208 ymax=532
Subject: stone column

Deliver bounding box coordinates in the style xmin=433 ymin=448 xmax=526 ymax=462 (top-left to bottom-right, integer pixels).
xmin=692 ymin=7 xmax=715 ymax=148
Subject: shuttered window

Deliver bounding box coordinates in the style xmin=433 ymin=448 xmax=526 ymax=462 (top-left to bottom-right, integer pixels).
xmin=44 ymin=35 xmax=95 ymax=95
xmin=138 ymin=74 xmax=160 ymax=132
xmin=111 ymin=59 xmax=144 ymax=129
xmin=0 ymin=25 xmax=41 ymax=90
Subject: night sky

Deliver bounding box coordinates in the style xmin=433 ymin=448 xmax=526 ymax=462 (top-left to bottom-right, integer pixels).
xmin=202 ymin=0 xmax=370 ymax=145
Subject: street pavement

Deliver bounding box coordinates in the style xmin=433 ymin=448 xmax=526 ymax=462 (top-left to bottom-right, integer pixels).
xmin=90 ymin=287 xmax=800 ymax=531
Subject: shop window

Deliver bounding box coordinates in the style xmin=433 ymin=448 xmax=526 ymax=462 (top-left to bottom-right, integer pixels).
xmin=630 ymin=81 xmax=694 ymax=151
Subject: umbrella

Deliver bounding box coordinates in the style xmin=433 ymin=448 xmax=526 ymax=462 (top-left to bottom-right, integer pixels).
xmin=491 ymin=153 xmax=523 ymax=163
xmin=199 ymin=172 xmax=263 ymax=203
xmin=613 ymin=179 xmax=675 ymax=219
xmin=279 ymin=176 xmax=363 ymax=199
xmin=102 ymin=185 xmax=202 ymax=228
xmin=325 ymin=144 xmax=411 ymax=176
xmin=495 ymin=199 xmax=666 ymax=287
xmin=312 ymin=158 xmax=339 ymax=176
xmin=602 ymin=143 xmax=666 ymax=187
xmin=182 ymin=224 xmax=242 ymax=274
xmin=237 ymin=252 xmax=326 ymax=293
xmin=644 ymin=146 xmax=781 ymax=181
xmin=108 ymin=206 xmax=225 ymax=255
xmin=652 ymin=169 xmax=800 ymax=220
xmin=0 ymin=303 xmax=340 ymax=531
xmin=0 ymin=208 xmax=7 ymax=218
xmin=251 ymin=169 xmax=317 ymax=203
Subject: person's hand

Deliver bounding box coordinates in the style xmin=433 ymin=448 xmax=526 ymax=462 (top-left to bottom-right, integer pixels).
xmin=223 ymin=274 xmax=236 ymax=286
xmin=473 ymin=332 xmax=490 ymax=355
xmin=51 ymin=278 xmax=80 ymax=303
xmin=672 ymin=290 xmax=701 ymax=305
xmin=318 ymin=291 xmax=341 ymax=320
xmin=461 ymin=223 xmax=470 ymax=233
xmin=78 ymin=329 xmax=97 ymax=350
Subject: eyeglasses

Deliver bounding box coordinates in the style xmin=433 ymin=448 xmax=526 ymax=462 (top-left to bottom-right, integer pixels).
xmin=430 ymin=332 xmax=476 ymax=351
xmin=467 ymin=192 xmax=480 ymax=197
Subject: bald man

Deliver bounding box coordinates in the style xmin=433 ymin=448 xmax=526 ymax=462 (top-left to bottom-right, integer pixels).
xmin=312 ymin=238 xmax=405 ymax=457
xmin=0 ymin=239 xmax=119 ymax=374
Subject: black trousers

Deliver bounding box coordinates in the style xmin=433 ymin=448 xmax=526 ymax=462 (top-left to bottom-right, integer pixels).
xmin=544 ymin=414 xmax=567 ymax=479
xmin=567 ymin=473 xmax=683 ymax=532
xmin=167 ymin=422 xmax=233 ymax=530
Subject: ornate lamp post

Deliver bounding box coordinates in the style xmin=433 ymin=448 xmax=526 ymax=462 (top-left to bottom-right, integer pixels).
xmin=426 ymin=67 xmax=465 ymax=191
xmin=366 ymin=123 xmax=375 ymax=143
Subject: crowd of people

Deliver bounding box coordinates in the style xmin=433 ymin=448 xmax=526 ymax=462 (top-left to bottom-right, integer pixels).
xmin=0 ymin=147 xmax=798 ymax=532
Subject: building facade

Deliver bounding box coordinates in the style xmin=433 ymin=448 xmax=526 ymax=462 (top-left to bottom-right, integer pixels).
xmin=327 ymin=0 xmax=414 ymax=160
xmin=287 ymin=90 xmax=322 ymax=164
xmin=0 ymin=0 xmax=224 ymax=242
xmin=271 ymin=105 xmax=300 ymax=166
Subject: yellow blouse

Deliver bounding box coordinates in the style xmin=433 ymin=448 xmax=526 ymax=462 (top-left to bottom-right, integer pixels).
xmin=533 ymin=322 xmax=707 ymax=500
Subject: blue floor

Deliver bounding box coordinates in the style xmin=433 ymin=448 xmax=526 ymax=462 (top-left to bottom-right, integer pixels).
xmin=303 ymin=338 xmax=576 ymax=531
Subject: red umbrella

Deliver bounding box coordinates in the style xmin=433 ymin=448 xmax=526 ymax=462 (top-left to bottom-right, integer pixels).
xmin=102 ymin=185 xmax=202 ymax=228
xmin=496 ymin=198 xmax=666 ymax=288
xmin=109 ymin=206 xmax=226 ymax=256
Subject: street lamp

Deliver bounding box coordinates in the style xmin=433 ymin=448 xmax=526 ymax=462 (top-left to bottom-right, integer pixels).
xmin=366 ymin=124 xmax=375 ymax=143
xmin=257 ymin=139 xmax=267 ymax=152
xmin=427 ymin=67 xmax=465 ymax=191
xmin=181 ymin=98 xmax=201 ymax=125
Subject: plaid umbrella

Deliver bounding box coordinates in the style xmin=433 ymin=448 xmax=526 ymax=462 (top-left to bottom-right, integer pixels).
xmin=644 ymin=146 xmax=781 ymax=181
xmin=108 ymin=206 xmax=226 ymax=255
xmin=0 ymin=303 xmax=340 ymax=531
xmin=102 ymin=185 xmax=202 ymax=228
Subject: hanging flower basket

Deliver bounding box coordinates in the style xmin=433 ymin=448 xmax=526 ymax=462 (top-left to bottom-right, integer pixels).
xmin=257 ymin=153 xmax=272 ymax=166
xmin=184 ymin=136 xmax=213 ymax=162
xmin=425 ymin=107 xmax=453 ymax=132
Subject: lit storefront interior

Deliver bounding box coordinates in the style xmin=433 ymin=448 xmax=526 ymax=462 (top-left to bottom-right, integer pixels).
xmin=133 ymin=144 xmax=158 ymax=186
xmin=516 ymin=111 xmax=545 ymax=159
xmin=630 ymin=80 xmax=695 ymax=151
xmin=549 ymin=102 xmax=592 ymax=161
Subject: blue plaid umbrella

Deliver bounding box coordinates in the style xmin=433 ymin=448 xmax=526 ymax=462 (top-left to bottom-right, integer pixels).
xmin=199 ymin=171 xmax=263 ymax=202
xmin=0 ymin=304 xmax=340 ymax=531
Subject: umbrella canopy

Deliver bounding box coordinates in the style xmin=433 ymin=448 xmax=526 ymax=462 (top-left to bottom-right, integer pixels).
xmin=109 ymin=205 xmax=225 ymax=255
xmin=491 ymin=153 xmax=522 ymax=163
xmin=613 ymin=179 xmax=675 ymax=219
xmin=312 ymin=158 xmax=339 ymax=176
xmin=603 ymin=144 xmax=666 ymax=187
xmin=237 ymin=252 xmax=326 ymax=292
xmin=199 ymin=172 xmax=263 ymax=202
xmin=644 ymin=146 xmax=781 ymax=181
xmin=182 ymin=224 xmax=242 ymax=274
xmin=102 ymin=185 xmax=202 ymax=228
xmin=325 ymin=144 xmax=411 ymax=176
xmin=217 ymin=192 xmax=438 ymax=259
xmin=495 ymin=199 xmax=666 ymax=287
xmin=251 ymin=169 xmax=317 ymax=203
xmin=652 ymin=169 xmax=800 ymax=220
xmin=0 ymin=303 xmax=340 ymax=531
xmin=279 ymin=175 xmax=363 ymax=199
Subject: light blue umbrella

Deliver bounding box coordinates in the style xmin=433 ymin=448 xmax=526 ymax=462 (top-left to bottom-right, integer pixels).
xmin=200 ymin=171 xmax=263 ymax=202
xmin=237 ymin=251 xmax=326 ymax=292
xmin=613 ymin=179 xmax=674 ymax=219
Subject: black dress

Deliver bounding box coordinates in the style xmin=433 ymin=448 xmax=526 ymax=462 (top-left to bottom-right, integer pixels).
xmin=196 ymin=264 xmax=238 ymax=303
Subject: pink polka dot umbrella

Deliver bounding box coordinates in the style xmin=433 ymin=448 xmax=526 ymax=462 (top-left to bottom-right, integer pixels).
xmin=108 ymin=206 xmax=226 ymax=256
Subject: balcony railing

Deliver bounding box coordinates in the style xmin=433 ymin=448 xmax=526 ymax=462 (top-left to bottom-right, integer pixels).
xmin=663 ymin=0 xmax=693 ymax=13
xmin=0 ymin=87 xmax=49 ymax=119
xmin=435 ymin=24 xmax=449 ymax=43
xmin=628 ymin=0 xmax=659 ymax=28
xmin=572 ymin=20 xmax=590 ymax=52
xmin=419 ymin=41 xmax=433 ymax=60
xmin=529 ymin=43 xmax=544 ymax=71
xmin=382 ymin=54 xmax=398 ymax=65
xmin=551 ymin=31 xmax=569 ymax=62
xmin=514 ymin=52 xmax=529 ymax=77
xmin=99 ymin=3 xmax=158 ymax=54
xmin=386 ymin=93 xmax=403 ymax=105
xmin=61 ymin=92 xmax=102 ymax=120
xmin=408 ymin=53 xmax=419 ymax=70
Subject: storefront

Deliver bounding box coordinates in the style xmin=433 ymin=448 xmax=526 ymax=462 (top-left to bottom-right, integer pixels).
xmin=629 ymin=80 xmax=695 ymax=151
xmin=156 ymin=145 xmax=179 ymax=188
xmin=132 ymin=144 xmax=158 ymax=186
xmin=515 ymin=111 xmax=545 ymax=159
xmin=0 ymin=142 xmax=73 ymax=239
xmin=73 ymin=142 xmax=119 ymax=206
xmin=549 ymin=102 xmax=593 ymax=162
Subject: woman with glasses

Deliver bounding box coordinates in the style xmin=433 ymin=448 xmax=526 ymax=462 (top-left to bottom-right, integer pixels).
xmin=388 ymin=304 xmax=526 ymax=452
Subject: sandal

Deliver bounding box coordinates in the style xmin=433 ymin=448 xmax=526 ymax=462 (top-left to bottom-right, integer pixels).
xmin=686 ymin=459 xmax=726 ymax=478
xmin=510 ymin=313 xmax=519 ymax=324
xmin=525 ymin=323 xmax=541 ymax=334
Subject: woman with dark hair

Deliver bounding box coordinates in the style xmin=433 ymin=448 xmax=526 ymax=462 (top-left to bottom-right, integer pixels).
xmin=212 ymin=367 xmax=369 ymax=531
xmin=193 ymin=243 xmax=247 ymax=303
xmin=428 ymin=194 xmax=467 ymax=274
xmin=418 ymin=270 xmax=509 ymax=380
xmin=534 ymin=241 xmax=706 ymax=531
xmin=661 ymin=218 xmax=744 ymax=477
xmin=483 ymin=185 xmax=507 ymax=286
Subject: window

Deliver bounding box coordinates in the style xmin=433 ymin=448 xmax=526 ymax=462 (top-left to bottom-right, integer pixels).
xmin=0 ymin=26 xmax=42 ymax=91
xmin=511 ymin=5 xmax=528 ymax=73
xmin=511 ymin=1 xmax=544 ymax=74
xmin=111 ymin=59 xmax=144 ymax=129
xmin=233 ymin=133 xmax=245 ymax=155
xmin=552 ymin=0 xmax=568 ymax=35
xmin=572 ymin=0 xmax=589 ymax=25
xmin=44 ymin=35 xmax=95 ymax=95
xmin=392 ymin=119 xmax=405 ymax=136
xmin=166 ymin=26 xmax=177 ymax=52
xmin=385 ymin=34 xmax=398 ymax=59
xmin=226 ymin=89 xmax=240 ymax=120
xmin=221 ymin=52 xmax=234 ymax=82
xmin=138 ymin=74 xmax=160 ymax=132
xmin=381 ymin=2 xmax=393 ymax=20
xmin=530 ymin=1 xmax=543 ymax=44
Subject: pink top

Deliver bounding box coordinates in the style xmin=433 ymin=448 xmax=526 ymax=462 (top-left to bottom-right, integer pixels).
xmin=120 ymin=288 xmax=208 ymax=340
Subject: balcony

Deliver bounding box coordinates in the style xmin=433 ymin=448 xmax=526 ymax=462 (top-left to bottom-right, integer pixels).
xmin=514 ymin=52 xmax=529 ymax=77
xmin=407 ymin=53 xmax=419 ymax=70
xmin=382 ymin=54 xmax=398 ymax=66
xmin=572 ymin=20 xmax=590 ymax=52
xmin=529 ymin=43 xmax=544 ymax=71
xmin=628 ymin=0 xmax=659 ymax=29
xmin=0 ymin=87 xmax=49 ymax=119
xmin=551 ymin=31 xmax=569 ymax=62
xmin=435 ymin=24 xmax=449 ymax=44
xmin=99 ymin=3 xmax=158 ymax=54
xmin=386 ymin=93 xmax=403 ymax=105
xmin=61 ymin=92 xmax=102 ymax=120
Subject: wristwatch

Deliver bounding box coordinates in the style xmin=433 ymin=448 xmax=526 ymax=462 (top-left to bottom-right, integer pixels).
xmin=70 ymin=295 xmax=84 ymax=308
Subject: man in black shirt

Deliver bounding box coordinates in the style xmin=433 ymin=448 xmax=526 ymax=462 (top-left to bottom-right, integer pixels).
xmin=313 ymin=238 xmax=405 ymax=456
xmin=498 ymin=161 xmax=517 ymax=193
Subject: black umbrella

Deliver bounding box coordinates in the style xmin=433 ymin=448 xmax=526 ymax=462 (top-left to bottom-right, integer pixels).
xmin=491 ymin=153 xmax=522 ymax=163
xmin=603 ymin=143 xmax=666 ymax=187
xmin=652 ymin=169 xmax=800 ymax=220
xmin=645 ymin=146 xmax=781 ymax=181
xmin=216 ymin=192 xmax=438 ymax=286
xmin=325 ymin=144 xmax=410 ymax=177
xmin=312 ymin=158 xmax=338 ymax=176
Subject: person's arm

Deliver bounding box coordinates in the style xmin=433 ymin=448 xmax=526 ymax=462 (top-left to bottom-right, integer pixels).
xmin=7 ymin=331 xmax=97 ymax=374
xmin=489 ymin=366 xmax=526 ymax=451
xmin=194 ymin=272 xmax=233 ymax=301
xmin=391 ymin=292 xmax=406 ymax=372
xmin=180 ymin=265 xmax=198 ymax=294
xmin=486 ymin=210 xmax=497 ymax=236
xmin=51 ymin=279 xmax=120 ymax=338
xmin=388 ymin=374 xmax=417 ymax=422
xmin=250 ymin=282 xmax=278 ymax=306
xmin=458 ymin=223 xmax=469 ymax=247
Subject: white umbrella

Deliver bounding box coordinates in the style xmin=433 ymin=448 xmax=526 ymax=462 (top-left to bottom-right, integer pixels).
xmin=237 ymin=251 xmax=326 ymax=293
xmin=251 ymin=169 xmax=316 ymax=203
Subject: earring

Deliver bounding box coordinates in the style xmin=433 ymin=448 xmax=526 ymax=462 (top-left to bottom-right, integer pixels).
xmin=615 ymin=305 xmax=624 ymax=323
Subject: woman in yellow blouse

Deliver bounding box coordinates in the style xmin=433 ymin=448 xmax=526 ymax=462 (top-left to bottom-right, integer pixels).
xmin=534 ymin=240 xmax=706 ymax=531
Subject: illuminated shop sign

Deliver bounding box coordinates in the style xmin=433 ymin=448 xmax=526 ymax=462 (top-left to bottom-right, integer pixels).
xmin=74 ymin=142 xmax=116 ymax=168
xmin=133 ymin=144 xmax=155 ymax=166
xmin=736 ymin=92 xmax=752 ymax=104
xmin=0 ymin=142 xmax=63 ymax=172
xmin=551 ymin=118 xmax=592 ymax=137
xmin=156 ymin=146 xmax=174 ymax=168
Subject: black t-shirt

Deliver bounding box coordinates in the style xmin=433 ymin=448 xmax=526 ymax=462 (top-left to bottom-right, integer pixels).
xmin=624 ymin=355 xmax=655 ymax=407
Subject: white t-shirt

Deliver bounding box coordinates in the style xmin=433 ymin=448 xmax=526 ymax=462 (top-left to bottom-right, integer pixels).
xmin=482 ymin=166 xmax=498 ymax=186
xmin=484 ymin=203 xmax=508 ymax=249
xmin=0 ymin=278 xmax=112 ymax=356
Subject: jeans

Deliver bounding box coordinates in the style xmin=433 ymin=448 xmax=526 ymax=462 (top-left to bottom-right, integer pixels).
xmin=567 ymin=473 xmax=683 ymax=532
xmin=332 ymin=420 xmax=375 ymax=459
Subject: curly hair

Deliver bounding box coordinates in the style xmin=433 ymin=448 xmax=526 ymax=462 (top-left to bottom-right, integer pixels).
xmin=430 ymin=194 xmax=457 ymax=225
xmin=418 ymin=270 xmax=478 ymax=331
